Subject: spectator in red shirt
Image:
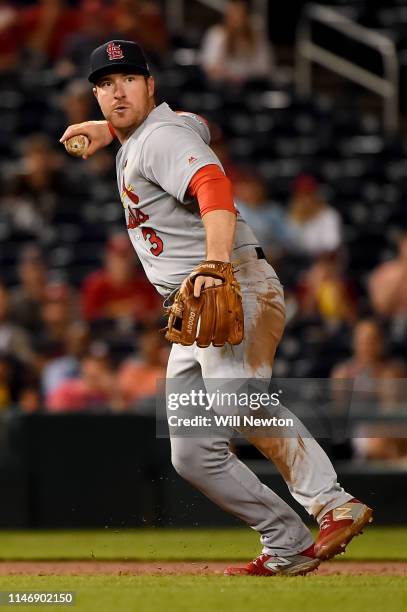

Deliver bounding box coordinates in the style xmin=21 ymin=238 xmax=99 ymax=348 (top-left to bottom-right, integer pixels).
xmin=21 ymin=0 xmax=81 ymax=66
xmin=118 ymin=325 xmax=169 ymax=409
xmin=81 ymin=233 xmax=161 ymax=323
xmin=46 ymin=353 xmax=121 ymax=413
xmin=0 ymin=0 xmax=20 ymax=72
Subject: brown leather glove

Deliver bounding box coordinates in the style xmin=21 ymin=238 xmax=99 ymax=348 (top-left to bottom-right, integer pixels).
xmin=165 ymin=261 xmax=244 ymax=348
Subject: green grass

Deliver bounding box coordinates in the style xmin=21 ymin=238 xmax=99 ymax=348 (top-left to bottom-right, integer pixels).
xmin=0 ymin=526 xmax=405 ymax=561
xmin=0 ymin=528 xmax=405 ymax=612
xmin=0 ymin=576 xmax=405 ymax=612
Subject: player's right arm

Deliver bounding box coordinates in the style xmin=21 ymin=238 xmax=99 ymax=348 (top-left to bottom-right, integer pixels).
xmin=59 ymin=120 xmax=114 ymax=159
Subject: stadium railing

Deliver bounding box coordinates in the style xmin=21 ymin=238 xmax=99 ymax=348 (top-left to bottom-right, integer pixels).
xmin=295 ymin=3 xmax=399 ymax=134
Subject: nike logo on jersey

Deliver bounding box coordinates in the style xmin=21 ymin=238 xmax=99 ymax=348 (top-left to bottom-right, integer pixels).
xmin=188 ymin=156 xmax=197 ymax=165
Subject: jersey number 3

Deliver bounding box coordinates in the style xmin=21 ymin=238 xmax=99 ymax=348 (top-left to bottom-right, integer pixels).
xmin=127 ymin=208 xmax=164 ymax=256
xmin=142 ymin=227 xmax=163 ymax=256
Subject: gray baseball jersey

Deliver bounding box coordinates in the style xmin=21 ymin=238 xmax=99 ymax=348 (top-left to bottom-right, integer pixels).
xmin=116 ymin=102 xmax=258 ymax=296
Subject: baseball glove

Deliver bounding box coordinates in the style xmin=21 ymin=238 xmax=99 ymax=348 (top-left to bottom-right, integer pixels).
xmin=164 ymin=261 xmax=244 ymax=348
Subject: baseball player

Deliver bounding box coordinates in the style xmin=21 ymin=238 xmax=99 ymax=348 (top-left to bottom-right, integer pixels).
xmin=60 ymin=40 xmax=373 ymax=576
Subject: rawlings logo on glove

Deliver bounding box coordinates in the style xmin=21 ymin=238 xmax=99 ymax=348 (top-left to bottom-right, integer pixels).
xmin=164 ymin=261 xmax=244 ymax=348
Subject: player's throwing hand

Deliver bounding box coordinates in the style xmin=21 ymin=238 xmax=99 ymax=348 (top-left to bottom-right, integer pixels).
xmin=60 ymin=120 xmax=114 ymax=159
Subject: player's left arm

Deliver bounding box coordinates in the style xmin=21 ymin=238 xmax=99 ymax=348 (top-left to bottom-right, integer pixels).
xmin=203 ymin=210 xmax=235 ymax=262
xmin=187 ymin=164 xmax=237 ymax=297
xmin=140 ymin=124 xmax=238 ymax=296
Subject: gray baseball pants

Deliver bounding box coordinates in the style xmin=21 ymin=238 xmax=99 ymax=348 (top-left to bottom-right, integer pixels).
xmin=167 ymin=248 xmax=352 ymax=555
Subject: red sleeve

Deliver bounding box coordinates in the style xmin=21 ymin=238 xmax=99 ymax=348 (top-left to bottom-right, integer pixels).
xmin=187 ymin=164 xmax=237 ymax=217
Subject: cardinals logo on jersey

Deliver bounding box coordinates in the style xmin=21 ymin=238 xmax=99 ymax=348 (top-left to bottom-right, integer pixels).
xmin=107 ymin=42 xmax=124 ymax=61
xmin=120 ymin=169 xmax=164 ymax=256
xmin=121 ymin=174 xmax=139 ymax=208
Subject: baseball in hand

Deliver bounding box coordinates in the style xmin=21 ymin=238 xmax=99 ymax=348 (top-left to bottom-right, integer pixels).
xmin=64 ymin=134 xmax=89 ymax=157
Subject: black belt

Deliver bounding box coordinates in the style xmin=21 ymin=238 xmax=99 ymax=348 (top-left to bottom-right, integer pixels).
xmin=255 ymin=246 xmax=266 ymax=260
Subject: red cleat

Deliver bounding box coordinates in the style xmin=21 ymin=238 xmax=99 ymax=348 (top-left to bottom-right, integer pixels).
xmin=224 ymin=544 xmax=320 ymax=576
xmin=315 ymin=499 xmax=373 ymax=560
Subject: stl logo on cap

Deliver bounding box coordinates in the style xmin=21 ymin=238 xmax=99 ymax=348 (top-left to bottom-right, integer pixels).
xmin=107 ymin=42 xmax=124 ymax=61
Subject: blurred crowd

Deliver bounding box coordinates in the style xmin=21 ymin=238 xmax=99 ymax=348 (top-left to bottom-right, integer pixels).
xmin=0 ymin=234 xmax=167 ymax=413
xmin=0 ymin=0 xmax=273 ymax=83
xmin=0 ymin=0 xmax=405 ymax=464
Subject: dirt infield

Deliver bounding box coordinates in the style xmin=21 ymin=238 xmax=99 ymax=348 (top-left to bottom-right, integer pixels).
xmin=0 ymin=561 xmax=405 ymax=576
